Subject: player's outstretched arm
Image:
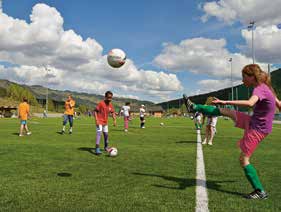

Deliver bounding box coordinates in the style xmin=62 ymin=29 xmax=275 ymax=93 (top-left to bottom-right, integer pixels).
xmin=213 ymin=95 xmax=259 ymax=107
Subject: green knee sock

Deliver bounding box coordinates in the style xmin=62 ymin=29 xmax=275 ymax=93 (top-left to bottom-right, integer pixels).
xmin=244 ymin=164 xmax=264 ymax=191
xmin=193 ymin=104 xmax=221 ymax=116
xmin=195 ymin=123 xmax=201 ymax=129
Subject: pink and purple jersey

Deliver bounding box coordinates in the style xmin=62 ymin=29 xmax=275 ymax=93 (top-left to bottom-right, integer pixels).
xmin=250 ymin=83 xmax=275 ymax=134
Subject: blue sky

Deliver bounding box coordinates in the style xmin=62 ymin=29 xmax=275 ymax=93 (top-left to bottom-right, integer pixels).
xmin=0 ymin=0 xmax=280 ymax=102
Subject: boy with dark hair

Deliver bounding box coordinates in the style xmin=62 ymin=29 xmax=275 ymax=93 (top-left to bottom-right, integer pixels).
xmin=94 ymin=91 xmax=116 ymax=155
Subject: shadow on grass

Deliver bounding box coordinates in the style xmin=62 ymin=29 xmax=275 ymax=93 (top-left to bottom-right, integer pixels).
xmin=12 ymin=132 xmax=19 ymax=136
xmin=176 ymin=140 xmax=198 ymax=144
xmin=133 ymin=172 xmax=243 ymax=196
xmin=77 ymin=147 xmax=95 ymax=155
xmin=57 ymin=172 xmax=72 ymax=177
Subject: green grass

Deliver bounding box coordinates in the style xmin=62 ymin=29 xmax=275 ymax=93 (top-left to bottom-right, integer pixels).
xmin=0 ymin=117 xmax=280 ymax=211
xmin=0 ymin=117 xmax=196 ymax=211
xmin=204 ymin=120 xmax=281 ymax=211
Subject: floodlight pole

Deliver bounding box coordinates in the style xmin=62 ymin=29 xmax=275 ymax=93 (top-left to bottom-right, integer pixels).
xmin=229 ymin=58 xmax=234 ymax=101
xmin=268 ymin=64 xmax=271 ymax=76
xmin=44 ymin=67 xmax=51 ymax=114
xmin=248 ymin=21 xmax=255 ymax=64
xmin=247 ymin=21 xmax=255 ymax=113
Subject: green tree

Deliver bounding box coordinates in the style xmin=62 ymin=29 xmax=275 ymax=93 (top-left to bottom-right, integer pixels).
xmin=7 ymin=84 xmax=38 ymax=106
xmin=78 ymin=105 xmax=88 ymax=114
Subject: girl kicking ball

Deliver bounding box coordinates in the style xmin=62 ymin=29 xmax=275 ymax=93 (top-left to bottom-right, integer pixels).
xmin=183 ymin=64 xmax=281 ymax=199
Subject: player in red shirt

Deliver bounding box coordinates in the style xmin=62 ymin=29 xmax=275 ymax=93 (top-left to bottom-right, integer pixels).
xmin=94 ymin=91 xmax=116 ymax=155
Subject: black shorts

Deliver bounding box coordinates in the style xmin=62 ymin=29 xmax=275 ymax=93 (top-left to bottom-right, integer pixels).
xmin=140 ymin=117 xmax=145 ymax=122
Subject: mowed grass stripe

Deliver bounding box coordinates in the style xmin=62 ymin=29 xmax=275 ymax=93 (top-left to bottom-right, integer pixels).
xmin=0 ymin=117 xmax=197 ymax=211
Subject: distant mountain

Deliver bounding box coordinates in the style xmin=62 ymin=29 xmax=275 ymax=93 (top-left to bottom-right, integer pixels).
xmin=0 ymin=79 xmax=154 ymax=109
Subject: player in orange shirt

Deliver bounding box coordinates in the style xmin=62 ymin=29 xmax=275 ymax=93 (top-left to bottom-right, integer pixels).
xmin=94 ymin=91 xmax=116 ymax=155
xmin=18 ymin=97 xmax=31 ymax=136
xmin=61 ymin=95 xmax=76 ymax=134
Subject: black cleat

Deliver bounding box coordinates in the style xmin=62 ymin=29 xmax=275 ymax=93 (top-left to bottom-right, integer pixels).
xmin=61 ymin=130 xmax=65 ymax=135
xmin=243 ymin=190 xmax=268 ymax=200
xmin=69 ymin=131 xmax=72 ymax=134
xmin=183 ymin=94 xmax=194 ymax=113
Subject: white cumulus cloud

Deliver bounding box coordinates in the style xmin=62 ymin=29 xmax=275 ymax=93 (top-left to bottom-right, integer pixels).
xmin=240 ymin=25 xmax=281 ymax=63
xmin=201 ymin=0 xmax=281 ymax=26
xmin=153 ymin=37 xmax=268 ymax=80
xmin=0 ymin=3 xmax=183 ymax=102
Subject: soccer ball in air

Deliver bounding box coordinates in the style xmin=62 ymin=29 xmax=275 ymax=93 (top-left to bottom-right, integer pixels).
xmin=108 ymin=147 xmax=118 ymax=157
xmin=107 ymin=48 xmax=126 ymax=68
xmin=160 ymin=122 xmax=164 ymax=126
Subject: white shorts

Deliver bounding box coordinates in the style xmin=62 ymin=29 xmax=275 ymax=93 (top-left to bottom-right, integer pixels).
xmin=96 ymin=125 xmax=108 ymax=133
xmin=194 ymin=115 xmax=201 ymax=123
xmin=207 ymin=117 xmax=218 ymax=127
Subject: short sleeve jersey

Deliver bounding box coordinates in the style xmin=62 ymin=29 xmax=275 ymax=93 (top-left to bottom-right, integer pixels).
xmin=250 ymin=83 xmax=275 ymax=134
xmin=121 ymin=105 xmax=130 ymax=117
xmin=140 ymin=108 xmax=145 ymax=117
xmin=64 ymin=99 xmax=75 ymax=115
xmin=95 ymin=100 xmax=115 ymax=125
xmin=19 ymin=102 xmax=30 ymax=120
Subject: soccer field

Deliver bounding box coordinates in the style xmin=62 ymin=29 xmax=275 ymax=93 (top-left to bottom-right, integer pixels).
xmin=0 ymin=117 xmax=280 ymax=211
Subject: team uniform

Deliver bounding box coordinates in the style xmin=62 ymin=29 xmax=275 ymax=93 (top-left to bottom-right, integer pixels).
xmin=235 ymin=83 xmax=275 ymax=157
xmin=121 ymin=105 xmax=130 ymax=132
xmin=202 ymin=115 xmax=218 ymax=145
xmin=19 ymin=102 xmax=30 ymax=125
xmin=62 ymin=98 xmax=75 ymax=134
xmin=18 ymin=101 xmax=31 ymax=136
xmin=140 ymin=107 xmax=145 ymax=128
xmin=95 ymin=100 xmax=115 ymax=154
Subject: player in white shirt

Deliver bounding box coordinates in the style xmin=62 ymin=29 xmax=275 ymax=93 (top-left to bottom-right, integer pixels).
xmin=202 ymin=115 xmax=218 ymax=145
xmin=120 ymin=102 xmax=131 ymax=132
xmin=140 ymin=104 xmax=146 ymax=128
xmin=202 ymin=97 xmax=218 ymax=145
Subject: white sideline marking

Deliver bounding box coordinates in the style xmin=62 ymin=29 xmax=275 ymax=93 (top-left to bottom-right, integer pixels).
xmin=195 ymin=130 xmax=209 ymax=212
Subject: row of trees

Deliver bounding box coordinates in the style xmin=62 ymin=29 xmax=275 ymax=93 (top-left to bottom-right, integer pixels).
xmin=7 ymin=84 xmax=38 ymax=106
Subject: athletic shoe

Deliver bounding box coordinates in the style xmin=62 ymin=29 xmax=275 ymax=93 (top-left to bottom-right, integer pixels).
xmin=95 ymin=148 xmax=102 ymax=155
xmin=124 ymin=129 xmax=128 ymax=132
xmin=61 ymin=130 xmax=65 ymax=135
xmin=183 ymin=94 xmax=194 ymax=113
xmin=69 ymin=131 xmax=72 ymax=134
xmin=202 ymin=139 xmax=207 ymax=145
xmin=27 ymin=131 xmax=32 ymax=136
xmin=243 ymin=190 xmax=268 ymax=199
xmin=19 ymin=134 xmax=24 ymax=137
xmin=208 ymin=142 xmax=213 ymax=146
xmin=141 ymin=126 xmax=145 ymax=129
